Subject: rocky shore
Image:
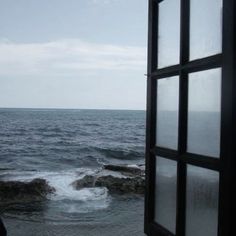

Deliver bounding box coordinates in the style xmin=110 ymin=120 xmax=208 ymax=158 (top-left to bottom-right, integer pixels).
xmin=0 ymin=164 xmax=145 ymax=203
xmin=0 ymin=178 xmax=55 ymax=203
xmin=72 ymin=164 xmax=145 ymax=194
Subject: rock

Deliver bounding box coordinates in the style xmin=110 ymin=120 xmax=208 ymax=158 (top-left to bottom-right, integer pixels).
xmin=72 ymin=174 xmax=145 ymax=194
xmin=71 ymin=175 xmax=96 ymax=189
xmin=0 ymin=178 xmax=55 ymax=203
xmin=71 ymin=164 xmax=146 ymax=194
xmin=104 ymin=164 xmax=144 ymax=177
xmin=95 ymin=175 xmax=145 ymax=194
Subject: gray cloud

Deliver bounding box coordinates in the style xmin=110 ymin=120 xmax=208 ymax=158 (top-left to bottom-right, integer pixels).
xmin=0 ymin=39 xmax=146 ymax=77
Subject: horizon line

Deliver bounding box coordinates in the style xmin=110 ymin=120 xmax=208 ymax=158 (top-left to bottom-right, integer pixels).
xmin=0 ymin=106 xmax=146 ymax=111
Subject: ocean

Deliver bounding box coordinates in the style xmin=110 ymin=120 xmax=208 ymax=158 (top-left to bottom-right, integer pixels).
xmin=0 ymin=108 xmax=146 ymax=236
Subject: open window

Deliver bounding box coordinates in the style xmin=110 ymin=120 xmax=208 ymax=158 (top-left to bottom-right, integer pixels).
xmin=145 ymin=0 xmax=236 ymax=235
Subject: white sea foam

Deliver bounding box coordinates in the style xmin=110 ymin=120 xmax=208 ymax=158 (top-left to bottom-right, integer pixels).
xmin=3 ymin=168 xmax=111 ymax=212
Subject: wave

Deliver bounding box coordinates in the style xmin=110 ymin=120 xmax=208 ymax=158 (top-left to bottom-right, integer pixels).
xmin=1 ymin=168 xmax=111 ymax=214
xmin=95 ymin=147 xmax=144 ymax=160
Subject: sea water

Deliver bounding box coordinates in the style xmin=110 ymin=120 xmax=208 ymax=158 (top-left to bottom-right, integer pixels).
xmin=0 ymin=108 xmax=145 ymax=236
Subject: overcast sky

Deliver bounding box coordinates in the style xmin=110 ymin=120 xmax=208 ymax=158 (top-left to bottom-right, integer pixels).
xmin=0 ymin=0 xmax=148 ymax=110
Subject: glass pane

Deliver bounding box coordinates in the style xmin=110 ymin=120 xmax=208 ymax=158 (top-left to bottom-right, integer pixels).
xmin=157 ymin=76 xmax=179 ymax=150
xmin=155 ymin=157 xmax=177 ymax=233
xmin=186 ymin=165 xmax=219 ymax=236
xmin=190 ymin=0 xmax=222 ymax=60
xmin=187 ymin=68 xmax=221 ymax=157
xmin=158 ymin=0 xmax=180 ymax=68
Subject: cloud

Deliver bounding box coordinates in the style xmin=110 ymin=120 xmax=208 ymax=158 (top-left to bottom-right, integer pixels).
xmin=0 ymin=39 xmax=146 ymax=77
xmin=91 ymin=0 xmax=118 ymax=5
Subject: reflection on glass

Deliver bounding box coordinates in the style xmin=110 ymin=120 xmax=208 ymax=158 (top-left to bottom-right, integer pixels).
xmin=186 ymin=165 xmax=219 ymax=236
xmin=190 ymin=0 xmax=222 ymax=60
xmin=155 ymin=157 xmax=177 ymax=233
xmin=157 ymin=76 xmax=179 ymax=150
xmin=187 ymin=68 xmax=221 ymax=157
xmin=158 ymin=0 xmax=180 ymax=68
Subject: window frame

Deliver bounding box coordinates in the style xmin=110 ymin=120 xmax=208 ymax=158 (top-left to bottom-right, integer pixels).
xmin=144 ymin=0 xmax=236 ymax=235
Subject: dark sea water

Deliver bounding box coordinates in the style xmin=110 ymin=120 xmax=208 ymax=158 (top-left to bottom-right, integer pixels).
xmin=0 ymin=108 xmax=145 ymax=236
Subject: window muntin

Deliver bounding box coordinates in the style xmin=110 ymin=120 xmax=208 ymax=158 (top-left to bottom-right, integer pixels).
xmin=145 ymin=0 xmax=227 ymax=235
xmin=157 ymin=0 xmax=180 ymax=68
xmin=186 ymin=165 xmax=219 ymax=236
xmin=187 ymin=68 xmax=221 ymax=158
xmin=155 ymin=156 xmax=177 ymax=234
xmin=156 ymin=76 xmax=179 ymax=150
xmin=190 ymin=0 xmax=222 ymax=60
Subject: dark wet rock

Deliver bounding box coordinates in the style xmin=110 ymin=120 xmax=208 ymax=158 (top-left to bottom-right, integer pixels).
xmin=95 ymin=175 xmax=145 ymax=194
xmin=72 ymin=164 xmax=146 ymax=194
xmin=104 ymin=164 xmax=144 ymax=177
xmin=71 ymin=175 xmax=97 ymax=189
xmin=0 ymin=178 xmax=55 ymax=203
xmin=72 ymin=174 xmax=145 ymax=194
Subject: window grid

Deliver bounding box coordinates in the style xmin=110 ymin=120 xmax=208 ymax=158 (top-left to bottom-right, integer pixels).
xmin=144 ymin=0 xmax=235 ymax=235
xmin=154 ymin=2 xmax=222 ymax=235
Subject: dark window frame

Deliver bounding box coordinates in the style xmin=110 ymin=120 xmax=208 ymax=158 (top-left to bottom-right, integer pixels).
xmin=145 ymin=0 xmax=236 ymax=235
